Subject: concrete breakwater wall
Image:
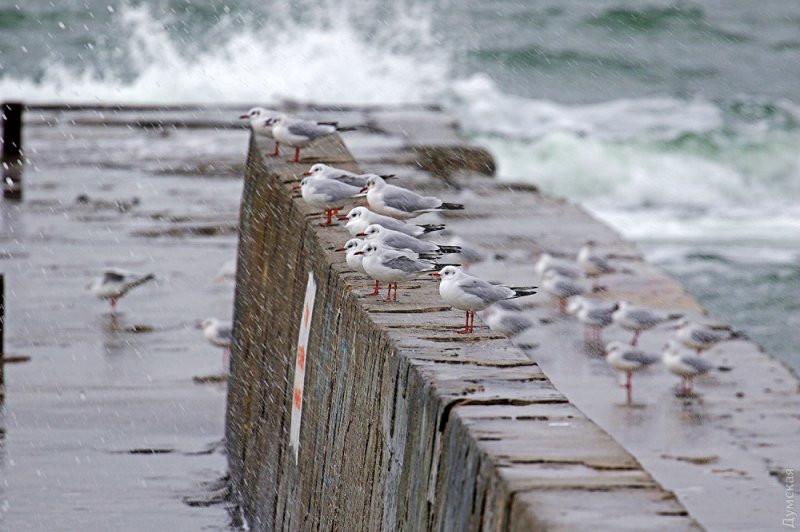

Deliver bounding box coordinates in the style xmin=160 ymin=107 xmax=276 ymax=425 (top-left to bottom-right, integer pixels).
xmin=225 ymin=128 xmax=700 ymax=530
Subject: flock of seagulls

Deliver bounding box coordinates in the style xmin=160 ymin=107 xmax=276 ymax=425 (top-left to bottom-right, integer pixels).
xmin=91 ymin=106 xmax=741 ymax=396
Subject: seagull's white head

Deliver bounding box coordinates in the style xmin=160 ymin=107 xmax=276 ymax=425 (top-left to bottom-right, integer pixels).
xmin=306 ymin=163 xmax=331 ymax=177
xmin=605 ymin=340 xmax=625 ymax=355
xmin=199 ymin=317 xmax=219 ymax=330
xmin=436 ymin=265 xmax=461 ymax=280
xmin=566 ymin=296 xmax=586 ymax=315
xmin=358 ymin=242 xmax=380 ymax=257
xmin=345 ymin=206 xmax=366 ymax=220
xmin=343 ymin=238 xmax=363 ymax=251
xmin=361 ymin=224 xmax=383 ymax=239
xmin=363 ymin=174 xmax=386 ymax=191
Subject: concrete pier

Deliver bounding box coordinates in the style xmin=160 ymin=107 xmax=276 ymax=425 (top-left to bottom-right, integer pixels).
xmin=227 ymin=106 xmax=800 ymax=530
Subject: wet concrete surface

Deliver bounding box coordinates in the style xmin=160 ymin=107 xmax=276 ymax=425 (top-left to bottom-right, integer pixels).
xmin=1 ymin=114 xmax=247 ymax=530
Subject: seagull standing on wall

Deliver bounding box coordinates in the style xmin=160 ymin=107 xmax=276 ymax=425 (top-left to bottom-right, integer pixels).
xmin=198 ymin=318 xmax=233 ymax=372
xmin=612 ymin=302 xmax=682 ymax=346
xmin=270 ymin=116 xmax=351 ymax=163
xmin=293 ymin=176 xmax=364 ymax=226
xmin=433 ymin=266 xmax=537 ymax=334
xmin=604 ymin=341 xmax=660 ymax=403
xmin=357 ymin=242 xmax=447 ymax=302
xmin=335 ymin=238 xmax=380 ymax=296
xmin=357 ymin=224 xmax=461 ymax=256
xmin=361 ymin=174 xmax=464 ymax=220
xmin=303 ymin=164 xmax=395 ymax=188
xmin=88 ymin=269 xmax=155 ymax=313
xmin=239 ymin=107 xmax=283 ymax=156
xmin=341 ymin=206 xmax=445 ymax=238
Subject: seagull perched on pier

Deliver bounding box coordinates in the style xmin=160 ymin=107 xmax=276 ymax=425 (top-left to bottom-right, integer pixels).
xmin=336 ymin=238 xmax=379 ymax=296
xmin=294 ymin=176 xmax=364 ymax=226
xmin=612 ymin=302 xmax=682 ymax=346
xmin=676 ymin=319 xmax=742 ymax=354
xmin=542 ymin=270 xmax=588 ymax=314
xmin=577 ymin=240 xmax=616 ymax=276
xmin=239 ymin=107 xmax=282 ymax=156
xmin=88 ymin=269 xmax=155 ymax=312
xmin=358 ymin=224 xmax=461 ymax=256
xmin=198 ymin=318 xmax=233 ymax=372
xmin=604 ymin=341 xmax=660 ymax=403
xmin=361 ymin=175 xmax=464 ymax=220
xmin=480 ymin=304 xmax=534 ymax=337
xmin=567 ymin=296 xmax=618 ymax=344
xmin=303 ymin=164 xmax=394 ymax=188
xmin=432 ymin=266 xmax=537 ymax=334
xmin=534 ymin=253 xmax=582 ymax=279
xmin=270 ymin=116 xmax=352 ymax=163
xmin=341 ymin=206 xmax=445 ymax=238
xmin=662 ymin=340 xmax=718 ymax=394
xmin=357 ymin=242 xmax=446 ymax=301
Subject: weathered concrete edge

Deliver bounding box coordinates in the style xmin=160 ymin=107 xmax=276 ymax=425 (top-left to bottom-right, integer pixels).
xmin=225 ymin=134 xmax=701 ymax=530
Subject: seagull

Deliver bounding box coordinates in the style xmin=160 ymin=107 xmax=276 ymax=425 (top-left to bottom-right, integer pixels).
xmin=480 ymin=305 xmax=534 ymax=337
xmin=534 ymin=253 xmax=583 ymax=279
xmin=88 ymin=269 xmax=155 ymax=312
xmin=676 ymin=319 xmax=742 ymax=354
xmin=357 ymin=242 xmax=446 ymax=301
xmin=239 ymin=107 xmax=283 ymax=156
xmin=303 ymin=163 xmax=395 ymax=188
xmin=612 ymin=302 xmax=682 ymax=346
xmin=361 ymin=174 xmax=464 ymax=220
xmin=293 ymin=176 xmax=363 ymax=226
xmin=358 ymin=224 xmax=461 ymax=256
xmin=604 ymin=341 xmax=660 ymax=403
xmin=567 ymin=296 xmax=618 ymax=344
xmin=198 ymin=317 xmax=233 ymax=372
xmin=577 ymin=240 xmax=616 ymax=276
xmin=269 ymin=116 xmax=351 ymax=163
xmin=335 ymin=238 xmax=379 ymax=296
xmin=662 ymin=340 xmax=717 ymax=394
xmin=341 ymin=206 xmax=445 ymax=238
xmin=542 ymin=270 xmax=588 ymax=314
xmin=432 ymin=266 xmax=537 ymax=334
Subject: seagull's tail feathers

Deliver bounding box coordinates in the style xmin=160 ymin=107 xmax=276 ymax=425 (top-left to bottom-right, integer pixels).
xmin=436 ymin=245 xmax=462 ymax=254
xmin=666 ymin=313 xmax=683 ymax=321
xmin=508 ymin=286 xmax=538 ymax=299
xmin=439 ymin=202 xmax=464 ymax=211
xmin=127 ymin=273 xmax=156 ymax=291
xmin=431 ymin=263 xmax=461 ymax=271
xmin=335 ymin=126 xmax=358 ymax=132
xmin=318 ymin=121 xmax=338 ymax=127
xmin=380 ymin=174 xmax=396 ymax=179
xmin=417 ymin=223 xmax=446 ymax=234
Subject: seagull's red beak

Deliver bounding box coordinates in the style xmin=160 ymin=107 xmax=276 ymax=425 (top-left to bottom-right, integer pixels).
xmin=303 ymin=171 xmax=312 ymax=176
xmin=239 ymin=114 xmax=249 ymax=119
xmin=291 ymin=184 xmax=301 ymax=190
xmin=355 ymin=232 xmax=366 ymax=237
xmin=359 ymin=186 xmax=368 ymax=193
xmin=353 ymin=251 xmax=364 ymax=255
xmin=430 ymin=272 xmax=441 ymax=277
xmin=334 ymin=247 xmax=346 ymax=252
xmin=337 ymin=215 xmax=349 ymax=221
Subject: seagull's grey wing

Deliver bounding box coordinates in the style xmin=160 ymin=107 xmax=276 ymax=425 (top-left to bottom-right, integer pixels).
xmin=458 ymin=278 xmax=510 ymax=304
xmin=683 ymin=355 xmax=713 ymax=373
xmin=382 ymin=255 xmax=429 ymax=274
xmin=627 ymin=309 xmax=660 ymax=325
xmin=103 ymin=271 xmax=126 ymax=283
xmin=288 ymin=121 xmax=333 ymax=140
xmin=217 ymin=325 xmax=234 ymax=341
xmin=586 ymin=306 xmax=614 ymax=325
xmin=691 ymin=327 xmax=727 ymax=344
xmin=312 ymin=179 xmax=361 ymax=201
xmin=383 ymin=233 xmax=424 ymax=252
xmin=500 ymin=314 xmax=534 ymax=335
xmin=588 ymin=255 xmax=613 ymax=272
xmin=331 ymin=173 xmax=367 ymax=187
xmin=622 ymin=350 xmax=659 ymax=365
xmin=556 ymin=279 xmax=584 ymax=296
xmin=382 ymin=186 xmax=440 ymax=213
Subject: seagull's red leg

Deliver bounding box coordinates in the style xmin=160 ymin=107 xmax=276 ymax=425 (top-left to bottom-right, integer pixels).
xmin=469 ymin=310 xmax=475 ymax=333
xmin=288 ymin=147 xmax=301 ymax=163
xmin=320 ymin=209 xmax=334 ymax=226
xmin=392 ymin=282 xmax=398 ymax=302
xmin=110 ymin=297 xmax=118 ymax=312
xmin=456 ymin=311 xmax=470 ymax=334
xmin=626 ymin=372 xmax=633 ymax=403
xmin=270 ymin=142 xmax=280 ymax=157
xmin=367 ymin=280 xmax=380 ymax=296
xmin=559 ymin=298 xmax=566 ymax=314
xmin=631 ymin=330 xmax=640 ymax=346
xmin=386 ymin=282 xmax=392 ymax=301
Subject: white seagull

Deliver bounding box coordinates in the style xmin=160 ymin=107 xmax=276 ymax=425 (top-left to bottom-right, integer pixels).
xmin=432 ymin=266 xmax=537 ymax=334
xmin=335 ymin=238 xmax=379 ymax=296
xmin=480 ymin=305 xmax=534 ymax=337
xmin=534 ymin=253 xmax=582 ymax=279
xmin=270 ymin=116 xmax=350 ymax=163
xmin=357 ymin=242 xmax=444 ymax=301
xmin=341 ymin=206 xmax=445 ymax=238
xmin=662 ymin=340 xmax=717 ymax=394
xmin=239 ymin=107 xmax=283 ymax=156
xmin=358 ymin=224 xmax=461 ymax=256
xmin=198 ymin=317 xmax=233 ymax=372
xmin=676 ymin=319 xmax=742 ymax=354
xmin=612 ymin=301 xmax=682 ymax=346
xmin=361 ymin=174 xmax=464 ymax=220
xmin=542 ymin=270 xmax=588 ymax=314
xmin=567 ymin=296 xmax=618 ymax=344
xmin=88 ymin=269 xmax=155 ymax=312
xmin=293 ymin=176 xmax=364 ymax=226
xmin=577 ymin=240 xmax=616 ymax=276
xmin=604 ymin=341 xmax=660 ymax=403
xmin=303 ymin=163 xmax=394 ymax=188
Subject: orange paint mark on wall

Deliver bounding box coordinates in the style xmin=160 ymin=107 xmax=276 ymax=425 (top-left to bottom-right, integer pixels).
xmin=297 ymin=345 xmax=306 ymax=370
xmin=303 ymin=304 xmax=310 ymax=328
xmin=293 ymin=387 xmax=303 ymax=410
